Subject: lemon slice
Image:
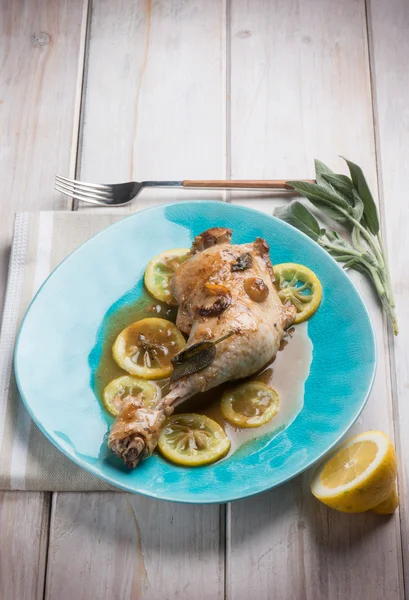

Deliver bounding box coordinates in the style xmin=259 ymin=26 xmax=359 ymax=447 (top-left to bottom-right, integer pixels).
xmin=144 ymin=248 xmax=190 ymax=305
xmin=158 ymin=413 xmax=230 ymax=466
xmin=274 ymin=263 xmax=322 ymax=323
xmin=103 ymin=375 xmax=159 ymax=417
xmin=112 ymin=317 xmax=186 ymax=379
xmin=221 ymin=381 xmax=279 ymax=428
xmin=311 ymin=431 xmax=398 ymax=513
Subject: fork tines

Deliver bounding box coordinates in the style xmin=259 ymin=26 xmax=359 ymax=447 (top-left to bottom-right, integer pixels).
xmin=55 ymin=175 xmax=114 ymax=204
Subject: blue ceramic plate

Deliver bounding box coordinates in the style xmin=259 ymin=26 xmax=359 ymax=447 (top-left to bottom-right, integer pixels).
xmin=14 ymin=202 xmax=376 ymax=503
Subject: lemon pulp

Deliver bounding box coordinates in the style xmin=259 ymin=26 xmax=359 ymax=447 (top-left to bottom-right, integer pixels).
xmin=274 ymin=262 xmax=322 ymax=323
xmin=144 ymin=248 xmax=189 ymax=305
xmin=103 ymin=375 xmax=159 ymax=417
xmin=112 ymin=317 xmax=185 ymax=379
xmin=158 ymin=413 xmax=230 ymax=466
xmin=221 ymin=381 xmax=279 ymax=428
xmin=311 ymin=431 xmax=398 ymax=513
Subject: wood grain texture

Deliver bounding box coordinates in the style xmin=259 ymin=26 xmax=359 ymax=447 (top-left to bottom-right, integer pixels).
xmin=0 ymin=1 xmax=88 ymax=599
xmin=0 ymin=0 xmax=87 ymax=314
xmin=47 ymin=2 xmax=226 ymax=598
xmin=77 ymin=0 xmax=229 ymax=211
xmin=227 ymin=1 xmax=404 ymax=598
xmin=368 ymin=0 xmax=409 ymax=591
xmin=45 ymin=493 xmax=224 ymax=600
xmin=182 ymin=179 xmax=315 ymax=188
xmin=2 ymin=0 xmax=405 ymax=597
xmin=0 ymin=492 xmax=50 ymax=600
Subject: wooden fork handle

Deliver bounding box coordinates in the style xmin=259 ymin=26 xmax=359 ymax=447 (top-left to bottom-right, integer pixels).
xmin=182 ymin=179 xmax=315 ymax=189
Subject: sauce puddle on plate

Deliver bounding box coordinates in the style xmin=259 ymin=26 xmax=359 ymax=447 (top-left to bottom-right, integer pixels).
xmin=93 ymin=290 xmax=313 ymax=459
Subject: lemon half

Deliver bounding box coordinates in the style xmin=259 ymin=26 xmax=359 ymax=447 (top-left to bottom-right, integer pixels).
xmin=311 ymin=431 xmax=398 ymax=513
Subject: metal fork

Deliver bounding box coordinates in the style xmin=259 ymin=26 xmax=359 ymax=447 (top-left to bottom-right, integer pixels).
xmin=55 ymin=176 xmax=315 ymax=207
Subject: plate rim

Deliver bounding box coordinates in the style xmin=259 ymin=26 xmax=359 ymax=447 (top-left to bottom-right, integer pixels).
xmin=14 ymin=200 xmax=377 ymax=503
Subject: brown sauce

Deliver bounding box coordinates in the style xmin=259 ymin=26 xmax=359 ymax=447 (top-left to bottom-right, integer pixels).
xmin=94 ymin=289 xmax=313 ymax=457
xmin=93 ymin=292 xmax=176 ymax=401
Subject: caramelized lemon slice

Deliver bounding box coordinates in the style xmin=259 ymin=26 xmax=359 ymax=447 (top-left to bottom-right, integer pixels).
xmin=158 ymin=413 xmax=230 ymax=466
xmin=112 ymin=317 xmax=186 ymax=379
xmin=144 ymin=248 xmax=190 ymax=305
xmin=103 ymin=375 xmax=159 ymax=417
xmin=221 ymin=381 xmax=280 ymax=428
xmin=274 ymin=263 xmax=322 ymax=323
xmin=310 ymin=431 xmax=398 ymax=513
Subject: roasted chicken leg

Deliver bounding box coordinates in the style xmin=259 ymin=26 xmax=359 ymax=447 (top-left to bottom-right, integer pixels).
xmin=108 ymin=228 xmax=296 ymax=467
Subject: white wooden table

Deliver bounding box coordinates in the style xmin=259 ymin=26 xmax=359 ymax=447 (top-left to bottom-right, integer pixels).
xmin=1 ymin=1 xmax=408 ymax=598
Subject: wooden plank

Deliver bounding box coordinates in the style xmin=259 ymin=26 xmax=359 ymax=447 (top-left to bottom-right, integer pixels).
xmin=0 ymin=0 xmax=88 ymax=598
xmin=46 ymin=493 xmax=224 ymax=600
xmin=77 ymin=0 xmax=228 ymax=211
xmin=227 ymin=1 xmax=404 ymax=598
xmin=0 ymin=0 xmax=87 ymax=313
xmin=0 ymin=492 xmax=50 ymax=600
xmin=367 ymin=0 xmax=409 ymax=591
xmin=47 ymin=1 xmax=226 ymax=598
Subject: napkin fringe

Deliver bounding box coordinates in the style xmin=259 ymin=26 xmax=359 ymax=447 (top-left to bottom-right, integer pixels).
xmin=0 ymin=213 xmax=29 ymax=450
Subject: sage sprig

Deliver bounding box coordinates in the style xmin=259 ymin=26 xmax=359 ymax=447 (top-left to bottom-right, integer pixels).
xmin=275 ymin=158 xmax=398 ymax=334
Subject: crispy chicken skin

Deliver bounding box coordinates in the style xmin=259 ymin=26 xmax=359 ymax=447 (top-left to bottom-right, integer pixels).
xmin=108 ymin=228 xmax=295 ymax=467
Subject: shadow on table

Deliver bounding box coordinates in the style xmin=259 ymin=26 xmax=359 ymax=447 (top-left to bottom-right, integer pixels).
xmin=223 ymin=470 xmax=396 ymax=572
xmin=52 ymin=470 xmax=396 ymax=584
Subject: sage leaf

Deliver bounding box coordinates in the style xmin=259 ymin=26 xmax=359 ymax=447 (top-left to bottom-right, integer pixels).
xmin=170 ymin=331 xmax=235 ymax=382
xmin=170 ymin=341 xmax=216 ymax=382
xmin=322 ymin=173 xmax=354 ymax=201
xmin=231 ymin=252 xmax=252 ymax=272
xmin=314 ymin=159 xmax=335 ymax=187
xmin=314 ymin=160 xmax=347 ymax=200
xmin=342 ymin=157 xmax=380 ymax=234
xmin=326 ymin=231 xmax=354 ymax=251
xmin=277 ymin=156 xmax=397 ymax=334
xmin=351 ymin=189 xmax=364 ymax=221
xmin=274 ymin=201 xmax=322 ymax=241
xmin=286 ymin=181 xmax=351 ymax=222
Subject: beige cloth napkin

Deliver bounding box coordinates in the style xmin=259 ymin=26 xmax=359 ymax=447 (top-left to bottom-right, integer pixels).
xmin=0 ymin=212 xmax=127 ymax=490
